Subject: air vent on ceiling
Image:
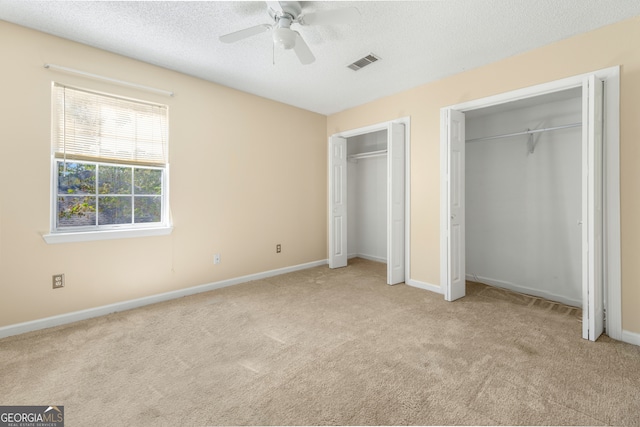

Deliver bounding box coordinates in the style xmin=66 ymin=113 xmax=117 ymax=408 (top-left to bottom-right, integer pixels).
xmin=347 ymin=53 xmax=380 ymax=71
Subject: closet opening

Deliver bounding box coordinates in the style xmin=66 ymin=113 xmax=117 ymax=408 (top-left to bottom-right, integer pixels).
xmin=347 ymin=130 xmax=388 ymax=265
xmin=440 ymin=67 xmax=622 ymax=342
xmin=328 ymin=119 xmax=408 ymax=285
xmin=465 ymin=88 xmax=583 ymax=308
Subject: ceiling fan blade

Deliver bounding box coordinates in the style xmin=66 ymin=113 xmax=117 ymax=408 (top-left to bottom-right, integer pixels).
xmin=219 ymin=24 xmax=271 ymax=43
xmin=266 ymin=1 xmax=284 ymax=14
xmin=293 ymin=32 xmax=315 ymax=65
xmin=299 ymin=7 xmax=360 ymax=26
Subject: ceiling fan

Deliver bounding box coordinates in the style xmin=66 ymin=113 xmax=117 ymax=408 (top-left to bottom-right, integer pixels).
xmin=219 ymin=1 xmax=360 ymax=65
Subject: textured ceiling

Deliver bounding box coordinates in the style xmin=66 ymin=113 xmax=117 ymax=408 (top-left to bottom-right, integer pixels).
xmin=1 ymin=1 xmax=639 ymax=115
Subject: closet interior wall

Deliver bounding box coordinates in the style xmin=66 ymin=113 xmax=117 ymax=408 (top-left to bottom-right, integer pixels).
xmin=465 ymin=88 xmax=583 ymax=307
xmin=347 ymin=130 xmax=388 ymax=263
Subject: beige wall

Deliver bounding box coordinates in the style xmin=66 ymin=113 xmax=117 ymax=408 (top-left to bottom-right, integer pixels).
xmin=327 ymin=16 xmax=640 ymax=334
xmin=0 ymin=22 xmax=327 ymax=328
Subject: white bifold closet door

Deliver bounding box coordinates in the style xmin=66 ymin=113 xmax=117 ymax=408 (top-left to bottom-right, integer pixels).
xmin=583 ymin=75 xmax=604 ymax=341
xmin=387 ymin=122 xmax=405 ymax=285
xmin=329 ymin=136 xmax=348 ymax=269
xmin=445 ymin=109 xmax=466 ymax=301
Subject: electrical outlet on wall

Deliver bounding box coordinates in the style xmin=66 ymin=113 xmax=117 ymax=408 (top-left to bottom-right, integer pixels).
xmin=276 ymin=244 xmax=281 ymax=253
xmin=52 ymin=274 xmax=65 ymax=289
xmin=214 ymin=254 xmax=221 ymax=265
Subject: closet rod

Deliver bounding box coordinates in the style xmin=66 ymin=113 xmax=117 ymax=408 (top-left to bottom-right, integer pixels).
xmin=466 ymin=122 xmax=581 ymax=143
xmin=347 ymin=149 xmax=387 ymax=161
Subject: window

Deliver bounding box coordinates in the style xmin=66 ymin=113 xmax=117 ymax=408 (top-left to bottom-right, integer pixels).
xmin=45 ymin=83 xmax=170 ymax=243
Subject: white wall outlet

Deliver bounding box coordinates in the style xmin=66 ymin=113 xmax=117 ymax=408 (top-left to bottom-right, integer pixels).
xmin=52 ymin=274 xmax=65 ymax=289
xmin=214 ymin=254 xmax=221 ymax=265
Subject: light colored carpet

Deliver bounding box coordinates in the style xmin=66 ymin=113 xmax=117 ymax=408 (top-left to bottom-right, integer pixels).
xmin=1 ymin=258 xmax=639 ymax=426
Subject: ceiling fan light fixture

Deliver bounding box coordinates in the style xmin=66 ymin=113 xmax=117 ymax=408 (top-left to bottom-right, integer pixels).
xmin=272 ymin=27 xmax=296 ymax=49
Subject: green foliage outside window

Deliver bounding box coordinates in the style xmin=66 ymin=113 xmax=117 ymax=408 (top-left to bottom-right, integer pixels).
xmin=57 ymin=161 xmax=163 ymax=228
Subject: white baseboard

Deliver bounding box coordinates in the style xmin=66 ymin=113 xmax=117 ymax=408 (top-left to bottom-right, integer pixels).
xmin=348 ymin=253 xmax=387 ymax=263
xmin=0 ymin=259 xmax=328 ymax=339
xmin=406 ymin=278 xmax=443 ymax=294
xmin=621 ymin=330 xmax=640 ymax=346
xmin=466 ymin=274 xmax=582 ymax=308
xmin=356 ymin=253 xmax=387 ymax=263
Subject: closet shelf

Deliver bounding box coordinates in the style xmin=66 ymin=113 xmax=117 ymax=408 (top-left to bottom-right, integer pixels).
xmin=347 ymin=149 xmax=387 ymax=162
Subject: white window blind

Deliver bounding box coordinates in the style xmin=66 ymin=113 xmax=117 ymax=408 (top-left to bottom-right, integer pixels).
xmin=52 ymin=83 xmax=168 ymax=166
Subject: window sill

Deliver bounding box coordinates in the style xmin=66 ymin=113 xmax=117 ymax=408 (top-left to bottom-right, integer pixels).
xmin=42 ymin=226 xmax=173 ymax=244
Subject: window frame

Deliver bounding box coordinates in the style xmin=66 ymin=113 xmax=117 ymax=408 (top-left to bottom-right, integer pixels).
xmin=43 ymin=83 xmax=172 ymax=244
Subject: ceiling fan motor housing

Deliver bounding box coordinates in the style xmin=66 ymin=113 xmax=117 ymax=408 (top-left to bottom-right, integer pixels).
xmin=268 ymin=1 xmax=302 ymax=21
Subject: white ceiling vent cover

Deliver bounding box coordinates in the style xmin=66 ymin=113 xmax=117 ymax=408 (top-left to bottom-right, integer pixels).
xmin=347 ymin=54 xmax=380 ymax=71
